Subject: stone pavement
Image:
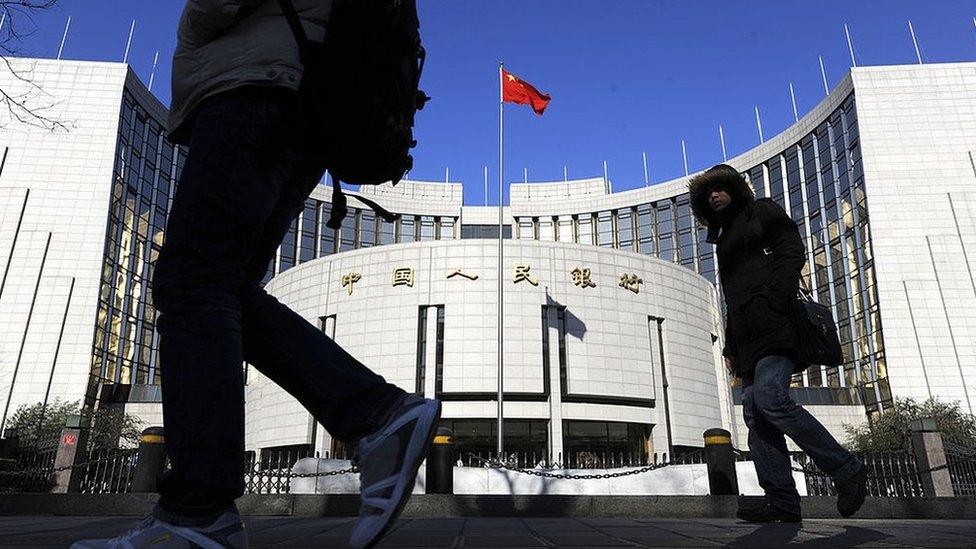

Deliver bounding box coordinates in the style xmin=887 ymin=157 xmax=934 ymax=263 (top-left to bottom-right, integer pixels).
xmin=1 ymin=517 xmax=975 ymax=548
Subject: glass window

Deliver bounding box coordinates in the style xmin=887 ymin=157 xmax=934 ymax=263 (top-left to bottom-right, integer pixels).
xmin=597 ymin=211 xmax=614 ymax=247
xmin=556 ymin=217 xmax=574 ymax=243
xmin=319 ymin=203 xmax=337 ymax=256
xmin=748 ymin=165 xmax=766 ymax=199
xmin=398 ymin=216 xmax=416 ymax=243
xmin=767 ymin=156 xmax=785 ymax=209
xmin=419 ymin=216 xmax=435 ymax=241
xmin=636 ymin=204 xmax=655 ymax=255
xmin=378 ymin=216 xmax=395 ymax=245
xmin=299 ymin=200 xmax=317 ymax=263
xmin=577 ymin=215 xmax=594 ymax=245
xmin=339 ymin=209 xmax=358 ymax=252
xmin=539 ymin=219 xmax=554 ymax=241
xmin=678 ymin=230 xmax=695 ymax=267
xmin=617 ymin=209 xmax=633 ymax=251
xmin=439 ymin=217 xmax=456 ymax=240
xmin=279 ymin=218 xmax=297 ymax=272
xmin=359 ymin=211 xmax=376 ymax=248
xmin=676 ymin=196 xmax=692 ymax=232
xmin=517 ymin=218 xmax=534 ymax=240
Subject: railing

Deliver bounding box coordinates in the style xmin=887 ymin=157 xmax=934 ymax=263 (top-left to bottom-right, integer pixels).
xmin=944 ymin=436 xmax=976 ymax=496
xmin=2 ymin=430 xmax=60 ymax=493
xmin=798 ymin=451 xmax=924 ymax=498
xmin=77 ymin=448 xmax=139 ymax=494
xmin=244 ymin=449 xmax=351 ymax=494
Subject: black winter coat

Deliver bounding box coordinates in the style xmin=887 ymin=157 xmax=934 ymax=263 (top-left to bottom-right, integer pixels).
xmin=715 ymin=199 xmax=806 ymax=376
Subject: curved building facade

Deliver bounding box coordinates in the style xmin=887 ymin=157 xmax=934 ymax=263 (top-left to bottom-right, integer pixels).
xmin=245 ymin=239 xmax=729 ymax=459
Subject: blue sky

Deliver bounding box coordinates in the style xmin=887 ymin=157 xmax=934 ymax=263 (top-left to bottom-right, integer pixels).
xmin=14 ymin=1 xmax=976 ymax=205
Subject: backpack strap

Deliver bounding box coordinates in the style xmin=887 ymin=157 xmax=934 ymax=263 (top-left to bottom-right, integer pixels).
xmin=275 ymin=0 xmax=311 ymax=62
xmin=326 ymin=180 xmax=400 ymax=230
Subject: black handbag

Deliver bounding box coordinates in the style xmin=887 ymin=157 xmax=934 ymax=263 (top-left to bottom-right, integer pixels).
xmin=792 ymin=286 xmax=844 ymax=368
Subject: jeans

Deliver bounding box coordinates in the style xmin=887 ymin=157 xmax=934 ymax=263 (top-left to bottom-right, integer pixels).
xmin=150 ymin=86 xmax=405 ymax=524
xmin=741 ymin=355 xmax=861 ymax=513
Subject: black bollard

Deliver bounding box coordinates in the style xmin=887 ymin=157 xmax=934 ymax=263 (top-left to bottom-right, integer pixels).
xmin=425 ymin=427 xmax=454 ymax=494
xmin=131 ymin=427 xmax=167 ymax=493
xmin=703 ymin=428 xmax=738 ymax=496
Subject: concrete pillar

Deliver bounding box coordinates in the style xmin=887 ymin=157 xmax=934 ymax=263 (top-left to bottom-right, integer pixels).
xmin=910 ymin=418 xmax=954 ymax=498
xmin=545 ymin=303 xmax=564 ymax=463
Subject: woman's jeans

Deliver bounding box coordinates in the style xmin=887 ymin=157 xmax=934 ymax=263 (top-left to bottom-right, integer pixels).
xmin=150 ymin=87 xmax=405 ymax=524
xmin=741 ymin=355 xmax=862 ymax=513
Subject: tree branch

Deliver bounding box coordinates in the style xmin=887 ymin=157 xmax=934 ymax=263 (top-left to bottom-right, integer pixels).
xmin=0 ymin=0 xmax=70 ymax=132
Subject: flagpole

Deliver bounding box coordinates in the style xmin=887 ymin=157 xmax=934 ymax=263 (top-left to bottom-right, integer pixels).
xmin=497 ymin=61 xmax=505 ymax=456
xmin=57 ymin=16 xmax=71 ymax=60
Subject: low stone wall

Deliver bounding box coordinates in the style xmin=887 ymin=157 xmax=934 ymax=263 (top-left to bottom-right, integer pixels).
xmin=289 ymin=459 xmax=807 ymax=497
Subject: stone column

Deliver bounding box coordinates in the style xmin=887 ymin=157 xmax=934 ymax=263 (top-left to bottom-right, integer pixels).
xmin=910 ymin=418 xmax=954 ymax=498
xmin=51 ymin=415 xmax=89 ymax=494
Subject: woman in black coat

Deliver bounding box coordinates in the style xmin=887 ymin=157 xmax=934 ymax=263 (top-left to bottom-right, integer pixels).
xmin=689 ymin=164 xmax=866 ymax=523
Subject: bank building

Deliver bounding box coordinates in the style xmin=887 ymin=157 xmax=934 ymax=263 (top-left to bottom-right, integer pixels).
xmin=1 ymin=57 xmax=974 ymax=465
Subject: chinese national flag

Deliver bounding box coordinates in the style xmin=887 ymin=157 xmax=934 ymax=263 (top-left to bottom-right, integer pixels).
xmin=502 ymin=69 xmax=551 ymax=115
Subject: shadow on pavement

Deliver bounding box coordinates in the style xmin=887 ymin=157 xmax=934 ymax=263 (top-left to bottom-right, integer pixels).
xmin=727 ymin=523 xmax=892 ymax=548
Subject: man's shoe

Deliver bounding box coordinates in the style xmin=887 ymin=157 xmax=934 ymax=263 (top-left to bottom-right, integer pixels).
xmin=736 ymin=502 xmax=802 ymax=523
xmin=836 ymin=465 xmax=868 ymax=518
xmin=349 ymin=395 xmax=442 ymax=549
xmin=70 ymin=508 xmax=248 ymax=548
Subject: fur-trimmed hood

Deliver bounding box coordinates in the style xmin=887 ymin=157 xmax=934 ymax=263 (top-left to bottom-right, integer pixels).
xmin=688 ymin=164 xmax=755 ymax=242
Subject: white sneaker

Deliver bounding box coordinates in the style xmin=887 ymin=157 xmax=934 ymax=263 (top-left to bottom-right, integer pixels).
xmin=70 ymin=508 xmax=248 ymax=549
xmin=349 ymin=395 xmax=442 ymax=548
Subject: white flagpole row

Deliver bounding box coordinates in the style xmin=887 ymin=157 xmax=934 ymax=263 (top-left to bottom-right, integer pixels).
xmin=642 ymin=151 xmax=649 ymax=187
xmin=57 ymin=16 xmax=71 ymax=60
xmin=789 ymin=82 xmax=799 ymax=123
xmin=819 ymin=55 xmax=829 ymax=96
xmin=908 ymin=20 xmax=923 ymax=64
xmin=754 ymin=106 xmax=764 ymax=144
xmin=718 ymin=125 xmax=727 ymax=162
xmin=844 ymin=23 xmax=857 ymax=67
xmin=148 ymin=50 xmax=160 ymax=92
xmin=123 ymin=20 xmax=136 ymax=64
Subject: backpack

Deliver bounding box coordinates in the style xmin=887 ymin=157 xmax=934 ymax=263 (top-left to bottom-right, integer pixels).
xmin=276 ymin=0 xmax=430 ymax=229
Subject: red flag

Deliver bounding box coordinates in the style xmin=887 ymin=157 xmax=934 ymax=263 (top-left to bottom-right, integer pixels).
xmin=502 ymin=69 xmax=551 ymax=115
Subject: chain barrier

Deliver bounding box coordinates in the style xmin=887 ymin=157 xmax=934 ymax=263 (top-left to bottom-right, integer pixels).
xmin=465 ymin=452 xmax=703 ymax=480
xmin=285 ymin=466 xmax=359 ymax=478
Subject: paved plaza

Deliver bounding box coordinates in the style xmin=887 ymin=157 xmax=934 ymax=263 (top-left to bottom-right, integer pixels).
xmin=1 ymin=516 xmax=974 ymax=548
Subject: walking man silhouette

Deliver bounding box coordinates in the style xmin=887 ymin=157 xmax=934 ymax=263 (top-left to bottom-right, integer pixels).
xmin=73 ymin=2 xmax=440 ymax=548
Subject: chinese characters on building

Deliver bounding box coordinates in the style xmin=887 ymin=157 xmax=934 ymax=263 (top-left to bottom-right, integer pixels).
xmin=339 ymin=265 xmax=648 ymax=295
xmin=571 ymin=267 xmax=596 ymax=288
xmin=340 ymin=272 xmax=362 ymax=295
xmin=619 ymin=273 xmax=644 ymax=294
xmin=513 ymin=264 xmax=539 ymax=286
xmin=392 ymin=267 xmax=415 ymax=288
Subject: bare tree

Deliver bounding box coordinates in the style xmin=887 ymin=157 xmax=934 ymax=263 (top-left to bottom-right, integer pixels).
xmin=0 ymin=0 xmax=69 ymax=131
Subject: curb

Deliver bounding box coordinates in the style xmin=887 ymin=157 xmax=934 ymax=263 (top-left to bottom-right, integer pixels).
xmin=1 ymin=494 xmax=975 ymax=519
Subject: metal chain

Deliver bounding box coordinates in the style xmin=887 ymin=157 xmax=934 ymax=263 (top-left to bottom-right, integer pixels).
xmin=467 ymin=453 xmax=696 ymax=480
xmin=285 ymin=466 xmax=359 ymax=478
